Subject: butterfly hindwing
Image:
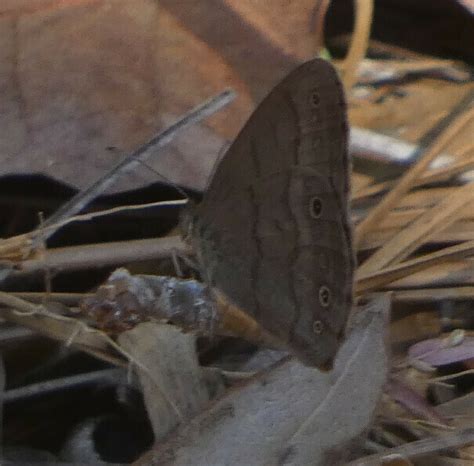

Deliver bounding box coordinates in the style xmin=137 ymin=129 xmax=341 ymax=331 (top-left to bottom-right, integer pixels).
xmin=190 ymin=59 xmax=353 ymax=368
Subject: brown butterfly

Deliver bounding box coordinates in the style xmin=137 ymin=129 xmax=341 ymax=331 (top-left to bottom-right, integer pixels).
xmin=183 ymin=59 xmax=354 ymax=369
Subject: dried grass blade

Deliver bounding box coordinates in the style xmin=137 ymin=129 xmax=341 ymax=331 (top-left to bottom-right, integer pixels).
xmin=360 ymin=220 xmax=474 ymax=251
xmin=392 ymin=287 xmax=474 ymax=303
xmin=0 ymin=291 xmax=124 ymax=365
xmin=354 ymin=149 xmax=474 ymax=202
xmin=340 ymin=0 xmax=374 ymax=90
xmin=17 ymin=236 xmax=186 ymax=275
xmin=352 ymin=172 xmax=374 ymax=193
xmin=347 ymin=427 xmax=474 ymax=465
xmin=398 ymin=187 xmax=457 ymax=209
xmin=379 ymin=207 xmax=474 ymax=231
xmin=355 ymin=105 xmax=474 ymax=247
xmin=357 ymin=182 xmax=474 ymax=275
xmin=387 ymin=260 xmax=474 ymax=289
xmin=356 ymin=239 xmax=474 ymax=294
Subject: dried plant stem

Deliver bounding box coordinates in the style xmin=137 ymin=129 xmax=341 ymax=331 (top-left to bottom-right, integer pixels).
xmin=17 ymin=236 xmax=187 ymax=275
xmin=358 ymin=182 xmax=474 ymax=275
xmin=347 ymin=427 xmax=474 ymax=465
xmin=0 ymin=233 xmax=31 ymax=261
xmin=388 ymin=260 xmax=473 ymax=289
xmin=4 ymin=368 xmax=124 ymax=402
xmin=359 ymin=220 xmax=474 ymax=251
xmin=366 ymin=202 xmax=474 ymax=232
xmin=35 ymin=199 xmax=187 ymax=240
xmin=341 ymin=0 xmax=373 ymax=90
xmin=355 ymin=106 xmax=474 ymax=247
xmin=0 ymin=291 xmax=181 ymax=416
xmin=0 ymin=199 xmax=186 ymax=266
xmin=356 ymin=240 xmax=474 ymax=294
xmin=352 ymin=172 xmax=373 ymax=193
xmin=392 ymin=287 xmax=474 ymax=303
xmin=430 ymin=369 xmax=474 ymax=383
xmin=0 ymin=291 xmax=123 ymax=365
xmin=398 ymin=187 xmax=456 ymax=209
xmin=12 ymin=291 xmax=90 ymax=305
xmin=354 ymin=147 xmax=474 ymax=201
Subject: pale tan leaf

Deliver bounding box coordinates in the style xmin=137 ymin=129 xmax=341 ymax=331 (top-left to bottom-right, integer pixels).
xmin=136 ymin=295 xmax=390 ymax=466
xmin=118 ymin=322 xmax=222 ymax=441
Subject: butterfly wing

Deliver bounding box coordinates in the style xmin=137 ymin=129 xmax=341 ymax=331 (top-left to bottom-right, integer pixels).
xmin=191 ymin=59 xmax=353 ymax=368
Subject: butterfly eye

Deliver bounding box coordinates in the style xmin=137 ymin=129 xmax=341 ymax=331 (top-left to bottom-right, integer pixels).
xmin=310 ymin=92 xmax=320 ymax=107
xmin=319 ymin=285 xmax=331 ymax=307
xmin=309 ymin=197 xmax=323 ymax=218
xmin=312 ymin=320 xmax=324 ymax=334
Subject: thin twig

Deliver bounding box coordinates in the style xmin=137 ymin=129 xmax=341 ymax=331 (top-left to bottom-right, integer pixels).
xmin=17 ymin=236 xmax=187 ymax=275
xmin=12 ymin=291 xmax=90 ymax=306
xmin=31 ymin=89 xmax=236 ymax=246
xmin=34 ymin=199 xmax=187 ymax=241
xmin=3 ymin=368 xmax=124 ymax=403
xmin=0 ymin=291 xmax=182 ymax=417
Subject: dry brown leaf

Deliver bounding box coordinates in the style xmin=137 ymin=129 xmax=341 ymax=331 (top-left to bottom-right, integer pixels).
xmin=0 ymin=0 xmax=248 ymax=192
xmin=1 ymin=0 xmax=332 ymax=193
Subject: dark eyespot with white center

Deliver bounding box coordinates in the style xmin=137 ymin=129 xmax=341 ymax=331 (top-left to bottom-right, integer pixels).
xmin=313 ymin=320 xmax=324 ymax=334
xmin=310 ymin=92 xmax=320 ymax=107
xmin=309 ymin=197 xmax=323 ymax=218
xmin=319 ymin=285 xmax=331 ymax=308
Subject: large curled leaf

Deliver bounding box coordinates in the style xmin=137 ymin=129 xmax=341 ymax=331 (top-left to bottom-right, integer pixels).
xmin=119 ymin=323 xmax=223 ymax=441
xmin=135 ymin=294 xmax=391 ymax=466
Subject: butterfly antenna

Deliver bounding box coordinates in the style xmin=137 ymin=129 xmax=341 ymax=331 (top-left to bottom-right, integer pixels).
xmin=30 ymin=89 xmax=236 ymax=247
xmin=134 ymin=158 xmax=189 ymax=201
